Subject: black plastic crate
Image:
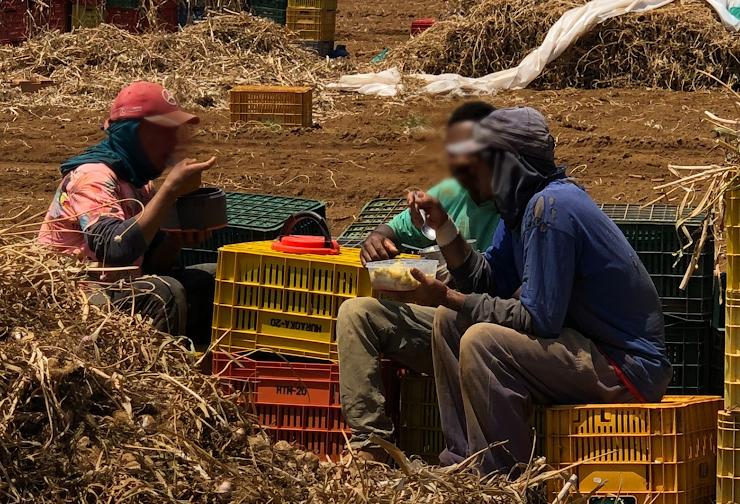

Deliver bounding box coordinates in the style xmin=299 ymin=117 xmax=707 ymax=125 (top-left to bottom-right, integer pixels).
xmin=663 ymin=316 xmax=712 ymax=394
xmin=179 ymin=192 xmax=325 ymax=267
xmin=337 ymin=198 xmax=407 ymax=247
xmin=251 ymin=5 xmax=286 ymax=24
xmin=709 ymin=327 xmax=724 ymax=396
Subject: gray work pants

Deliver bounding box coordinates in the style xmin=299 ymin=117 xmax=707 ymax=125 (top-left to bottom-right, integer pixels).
xmin=432 ymin=306 xmax=635 ymax=474
xmin=90 ymin=263 xmax=216 ymax=344
xmin=336 ymin=297 xmax=436 ymax=449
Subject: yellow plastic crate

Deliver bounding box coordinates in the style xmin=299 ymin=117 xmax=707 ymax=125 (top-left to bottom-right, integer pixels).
xmin=717 ymin=409 xmax=740 ymax=504
xmin=726 ymin=290 xmax=740 ymax=409
xmin=726 ymin=189 xmax=740 ymax=291
xmin=286 ymin=7 xmax=336 ymax=41
xmin=546 ymin=396 xmax=722 ymax=504
xmin=211 ymin=241 xmax=414 ymax=361
xmin=71 ymin=4 xmax=103 ymax=28
xmin=229 ymin=85 xmax=312 ymax=127
xmin=288 ymin=0 xmax=337 ymax=9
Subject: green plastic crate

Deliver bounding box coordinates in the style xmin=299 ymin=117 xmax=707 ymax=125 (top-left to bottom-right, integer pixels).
xmin=599 ymin=204 xmax=714 ymax=322
xmin=337 ymin=198 xmax=407 ymax=248
xmin=251 ymin=5 xmax=286 ymax=24
xmin=250 ymin=0 xmax=287 ymax=9
xmin=398 ymin=374 xmax=443 ymax=463
xmin=179 ymin=192 xmax=325 ymax=267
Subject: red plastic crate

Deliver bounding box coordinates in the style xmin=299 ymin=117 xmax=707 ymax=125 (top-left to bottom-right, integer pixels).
xmin=214 ymin=352 xmax=401 ymax=460
xmin=212 ymin=352 xmax=340 ymax=407
xmin=105 ymin=7 xmax=141 ymax=31
xmin=0 ymin=0 xmax=29 ymax=44
xmin=410 ymin=18 xmax=434 ymax=35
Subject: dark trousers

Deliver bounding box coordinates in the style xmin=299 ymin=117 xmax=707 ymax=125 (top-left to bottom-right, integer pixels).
xmin=91 ymin=263 xmax=216 ymax=344
xmin=432 ymin=306 xmax=635 ymax=474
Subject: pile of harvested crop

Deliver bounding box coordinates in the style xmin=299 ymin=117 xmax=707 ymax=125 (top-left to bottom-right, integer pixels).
xmin=389 ymin=0 xmax=740 ymax=90
xmin=0 ymin=218 xmax=562 ymax=502
xmin=0 ymin=13 xmax=348 ymax=114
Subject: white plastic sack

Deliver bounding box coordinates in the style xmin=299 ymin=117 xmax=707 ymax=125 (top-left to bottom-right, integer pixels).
xmin=333 ymin=0 xmax=740 ymax=97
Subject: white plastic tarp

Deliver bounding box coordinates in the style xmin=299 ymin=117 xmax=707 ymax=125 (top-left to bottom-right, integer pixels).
xmin=329 ymin=0 xmax=740 ymax=97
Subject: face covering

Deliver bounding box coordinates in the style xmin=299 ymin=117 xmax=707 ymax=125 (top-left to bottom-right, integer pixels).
xmin=60 ymin=119 xmax=159 ymax=188
xmin=488 ymin=149 xmax=565 ymax=230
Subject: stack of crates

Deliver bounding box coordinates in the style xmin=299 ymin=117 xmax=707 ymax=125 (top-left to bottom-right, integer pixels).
xmin=547 ymin=396 xmax=722 ymax=504
xmin=210 ymin=241 xmax=411 ymax=459
xmin=286 ymin=0 xmax=336 ymax=57
xmin=180 ymin=192 xmax=326 ymax=266
xmin=229 ymin=85 xmax=313 ymax=128
xmin=717 ymin=188 xmax=740 ymax=504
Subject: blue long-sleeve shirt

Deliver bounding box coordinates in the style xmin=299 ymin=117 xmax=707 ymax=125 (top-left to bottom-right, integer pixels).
xmin=450 ymin=180 xmax=672 ymax=402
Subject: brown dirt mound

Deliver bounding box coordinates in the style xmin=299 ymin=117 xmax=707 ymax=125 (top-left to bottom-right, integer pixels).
xmin=389 ymin=0 xmax=740 ymax=90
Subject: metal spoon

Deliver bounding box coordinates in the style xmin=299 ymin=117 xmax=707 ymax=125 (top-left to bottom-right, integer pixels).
xmin=419 ymin=208 xmax=437 ymax=241
xmin=413 ymin=191 xmax=437 ymax=241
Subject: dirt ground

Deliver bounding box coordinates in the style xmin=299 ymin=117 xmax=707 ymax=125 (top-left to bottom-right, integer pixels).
xmin=0 ymin=0 xmax=735 ymax=236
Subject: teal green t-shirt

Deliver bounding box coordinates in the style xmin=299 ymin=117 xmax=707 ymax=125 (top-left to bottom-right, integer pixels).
xmin=387 ymin=178 xmax=500 ymax=252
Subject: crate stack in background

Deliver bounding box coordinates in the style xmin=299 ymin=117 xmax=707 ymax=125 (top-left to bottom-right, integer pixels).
xmin=286 ymin=0 xmax=336 ymax=57
xmin=717 ymin=188 xmax=740 ymax=504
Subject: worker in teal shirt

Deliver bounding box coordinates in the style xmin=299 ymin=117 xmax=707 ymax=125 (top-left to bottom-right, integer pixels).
xmin=359 ymin=103 xmax=500 ymax=264
xmin=339 ymin=102 xmax=501 ymax=462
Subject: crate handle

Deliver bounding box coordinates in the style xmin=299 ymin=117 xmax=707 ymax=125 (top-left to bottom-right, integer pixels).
xmin=279 ymin=210 xmax=333 ymax=248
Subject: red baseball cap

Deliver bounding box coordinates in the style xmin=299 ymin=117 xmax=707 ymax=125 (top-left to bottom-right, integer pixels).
xmin=109 ymin=81 xmax=199 ymax=128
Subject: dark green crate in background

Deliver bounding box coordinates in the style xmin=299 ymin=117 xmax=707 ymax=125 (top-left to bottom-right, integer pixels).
xmin=249 ymin=0 xmax=287 ymax=8
xmin=250 ymin=5 xmax=286 ymax=24
xmin=398 ymin=374 xmax=444 ymax=464
xmin=664 ymin=316 xmax=711 ymax=394
xmin=106 ymin=0 xmax=140 ymax=8
xmin=599 ymin=204 xmax=713 ymax=323
xmin=337 ymin=198 xmax=406 ymax=248
xmin=180 ymin=192 xmax=325 ymax=267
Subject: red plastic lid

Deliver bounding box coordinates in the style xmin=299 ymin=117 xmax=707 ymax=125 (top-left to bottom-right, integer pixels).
xmin=271 ymin=235 xmax=341 ymax=255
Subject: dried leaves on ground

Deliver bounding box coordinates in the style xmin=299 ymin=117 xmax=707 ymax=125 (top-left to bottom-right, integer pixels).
xmin=389 ymin=0 xmax=740 ymax=90
xmin=0 ymin=220 xmax=563 ymax=502
xmin=0 ymin=14 xmax=350 ymax=115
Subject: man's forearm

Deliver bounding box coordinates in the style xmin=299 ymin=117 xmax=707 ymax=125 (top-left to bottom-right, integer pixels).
xmin=439 ymin=233 xmax=473 ymax=270
xmin=374 ymin=224 xmax=397 ymax=242
xmin=136 ymin=188 xmax=177 ymax=243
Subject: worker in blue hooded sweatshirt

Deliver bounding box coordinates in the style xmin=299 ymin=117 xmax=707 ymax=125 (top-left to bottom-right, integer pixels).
xmin=394 ymin=106 xmax=672 ymax=474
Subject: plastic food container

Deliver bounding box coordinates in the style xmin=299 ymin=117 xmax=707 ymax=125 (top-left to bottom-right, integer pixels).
xmin=366 ymin=259 xmax=439 ymax=291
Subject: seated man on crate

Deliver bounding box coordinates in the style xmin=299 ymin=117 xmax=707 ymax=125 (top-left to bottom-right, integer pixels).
xmin=337 ymin=101 xmax=501 ymax=462
xmin=393 ymin=106 xmax=672 ymax=474
xmin=38 ymin=81 xmax=216 ymax=344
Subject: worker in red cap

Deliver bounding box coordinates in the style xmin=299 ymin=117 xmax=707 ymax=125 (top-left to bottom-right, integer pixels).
xmin=39 ymin=81 xmax=217 ymax=341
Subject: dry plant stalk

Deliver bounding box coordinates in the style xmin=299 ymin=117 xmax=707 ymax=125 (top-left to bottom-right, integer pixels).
xmin=0 ymin=14 xmax=352 ymax=117
xmin=387 ymin=0 xmax=740 ymax=90
xmin=0 ymin=214 xmax=565 ymax=502
xmin=653 ymin=78 xmax=740 ymax=287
